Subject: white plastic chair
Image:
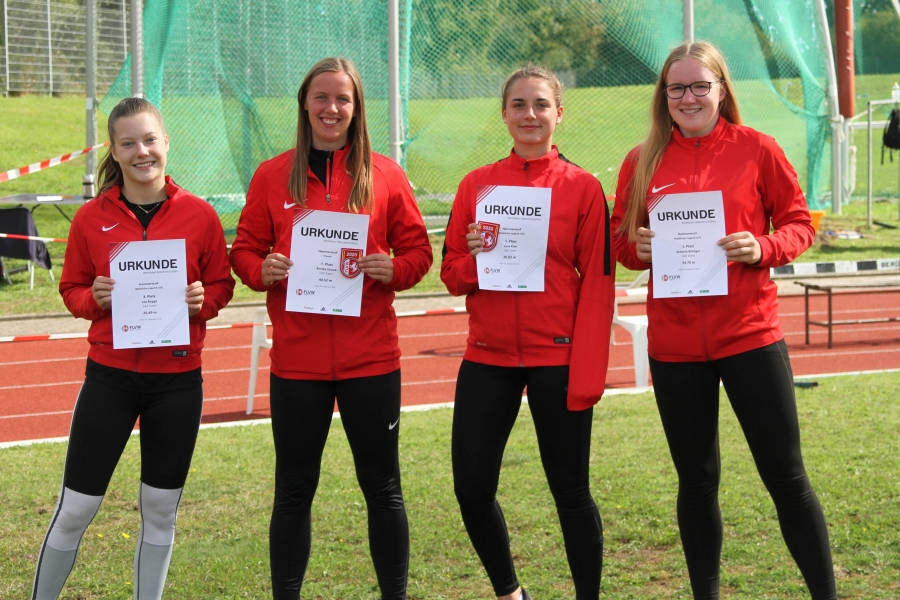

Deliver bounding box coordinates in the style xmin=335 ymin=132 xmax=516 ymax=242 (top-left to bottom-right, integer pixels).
xmin=612 ymin=270 xmax=650 ymax=388
xmin=246 ymin=307 xmax=272 ymax=414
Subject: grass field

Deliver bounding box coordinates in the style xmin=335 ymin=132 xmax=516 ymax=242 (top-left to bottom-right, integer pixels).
xmin=4 ymin=74 xmax=900 ymax=199
xmin=2 ymin=82 xmax=900 ymax=316
xmin=1 ymin=372 xmax=898 ymax=598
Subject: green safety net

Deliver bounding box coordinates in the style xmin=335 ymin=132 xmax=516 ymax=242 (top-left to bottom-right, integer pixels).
xmin=102 ymin=0 xmax=874 ymax=231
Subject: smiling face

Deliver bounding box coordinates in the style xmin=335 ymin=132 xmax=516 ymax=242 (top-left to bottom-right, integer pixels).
xmin=502 ymin=77 xmax=563 ymax=159
xmin=109 ymin=111 xmax=169 ymax=196
xmin=304 ymin=70 xmax=356 ymax=151
xmin=665 ymin=57 xmax=725 ymax=138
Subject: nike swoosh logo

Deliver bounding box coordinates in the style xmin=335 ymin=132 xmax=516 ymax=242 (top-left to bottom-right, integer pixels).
xmin=102 ymin=224 xmax=119 ymax=231
xmin=388 ymin=418 xmax=400 ymax=430
xmin=651 ymin=183 xmax=675 ymax=193
xmin=284 ymin=201 xmax=295 ymax=209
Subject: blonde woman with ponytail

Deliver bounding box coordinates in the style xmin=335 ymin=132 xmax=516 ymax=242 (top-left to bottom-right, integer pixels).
xmin=611 ymin=42 xmax=836 ymax=599
xmin=32 ymin=97 xmax=234 ymax=600
xmin=230 ymin=57 xmax=432 ymax=599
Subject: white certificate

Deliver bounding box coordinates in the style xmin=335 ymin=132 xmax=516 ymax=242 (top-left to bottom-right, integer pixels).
xmin=286 ymin=208 xmax=370 ymax=317
xmin=110 ymin=239 xmax=189 ymax=349
xmin=648 ymin=191 xmax=728 ymax=298
xmin=475 ymin=185 xmax=551 ymax=291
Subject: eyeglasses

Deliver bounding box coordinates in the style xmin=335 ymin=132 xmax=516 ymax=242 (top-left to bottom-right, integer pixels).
xmin=664 ymin=80 xmax=723 ymax=100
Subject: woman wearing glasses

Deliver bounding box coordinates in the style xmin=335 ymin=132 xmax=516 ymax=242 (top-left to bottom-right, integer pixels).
xmin=611 ymin=42 xmax=836 ymax=599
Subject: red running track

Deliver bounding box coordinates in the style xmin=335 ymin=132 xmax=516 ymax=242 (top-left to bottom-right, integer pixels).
xmin=1 ymin=292 xmax=898 ymax=444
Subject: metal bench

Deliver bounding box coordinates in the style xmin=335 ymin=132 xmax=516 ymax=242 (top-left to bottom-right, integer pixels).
xmin=795 ymin=279 xmax=900 ymax=348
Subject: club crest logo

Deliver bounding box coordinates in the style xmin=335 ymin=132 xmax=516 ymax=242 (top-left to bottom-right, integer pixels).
xmin=296 ymin=288 xmax=303 ymax=295
xmin=477 ymin=221 xmax=500 ymax=252
xmin=662 ymin=274 xmax=668 ymax=282
xmin=340 ymin=248 xmax=363 ymax=278
xmin=122 ymin=325 xmax=129 ymax=332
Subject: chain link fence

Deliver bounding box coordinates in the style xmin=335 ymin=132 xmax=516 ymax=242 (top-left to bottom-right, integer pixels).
xmin=1 ymin=0 xmax=130 ymax=95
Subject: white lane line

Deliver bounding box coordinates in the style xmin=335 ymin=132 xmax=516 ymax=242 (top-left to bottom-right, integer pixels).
xmin=786 ymin=347 xmax=900 ymax=359
xmin=0 ymin=356 xmax=83 ymax=367
xmin=0 ymin=409 xmax=72 ymax=420
xmin=0 ymin=380 xmax=82 ymax=391
xmin=399 ymin=331 xmax=467 ymax=339
xmin=784 ymin=326 xmax=900 ymax=337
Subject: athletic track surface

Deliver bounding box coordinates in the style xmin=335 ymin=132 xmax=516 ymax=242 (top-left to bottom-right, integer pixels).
xmin=1 ymin=292 xmax=898 ymax=444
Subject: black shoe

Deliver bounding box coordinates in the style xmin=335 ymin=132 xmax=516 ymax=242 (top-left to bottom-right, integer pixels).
xmin=519 ymin=589 xmax=532 ymax=600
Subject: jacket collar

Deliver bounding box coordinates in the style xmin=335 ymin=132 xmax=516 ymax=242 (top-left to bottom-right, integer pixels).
xmin=670 ymin=116 xmax=728 ymax=151
xmin=100 ymin=175 xmax=180 ymax=214
xmin=505 ymin=146 xmax=559 ymax=170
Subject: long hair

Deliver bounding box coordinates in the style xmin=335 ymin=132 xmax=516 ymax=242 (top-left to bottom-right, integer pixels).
xmin=96 ymin=97 xmax=166 ymax=197
xmin=619 ymin=41 xmax=742 ymax=241
xmin=500 ymin=63 xmax=564 ymax=109
xmin=288 ymin=57 xmax=373 ymax=213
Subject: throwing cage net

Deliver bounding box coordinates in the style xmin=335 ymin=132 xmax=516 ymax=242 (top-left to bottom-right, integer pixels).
xmin=99 ymin=0 xmax=887 ymax=232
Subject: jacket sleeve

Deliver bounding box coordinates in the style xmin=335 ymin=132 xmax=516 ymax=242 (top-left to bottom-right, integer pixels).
xmin=382 ymin=170 xmax=433 ymax=292
xmin=439 ymin=175 xmax=479 ymax=296
xmin=754 ymin=136 xmax=815 ymax=268
xmin=611 ymin=149 xmax=652 ymax=272
xmin=230 ymin=166 xmax=275 ymax=292
xmin=191 ymin=204 xmax=235 ymax=323
xmin=567 ymin=180 xmax=617 ymax=410
xmin=59 ymin=209 xmax=107 ymax=321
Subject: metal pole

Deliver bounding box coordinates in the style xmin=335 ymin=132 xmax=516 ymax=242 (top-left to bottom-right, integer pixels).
xmin=683 ymin=0 xmax=694 ymax=43
xmin=388 ymin=0 xmax=402 ymax=164
xmin=46 ymin=0 xmax=52 ymax=95
xmin=867 ymin=101 xmax=873 ymax=228
xmin=84 ymin=0 xmax=97 ymax=198
xmin=814 ymin=0 xmax=842 ymax=213
xmin=3 ymin=0 xmax=9 ymax=97
xmin=122 ymin=0 xmax=128 ymax=62
xmin=131 ymin=0 xmax=143 ymax=98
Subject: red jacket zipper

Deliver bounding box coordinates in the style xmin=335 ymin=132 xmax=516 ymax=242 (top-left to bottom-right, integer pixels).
xmin=693 ymin=139 xmax=711 ymax=360
xmin=516 ymin=160 xmax=530 ymax=365
xmin=326 ymin=152 xmax=332 ymax=204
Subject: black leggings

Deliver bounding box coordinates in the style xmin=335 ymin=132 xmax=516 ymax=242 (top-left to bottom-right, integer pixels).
xmin=649 ymin=340 xmax=836 ymax=600
xmin=268 ymin=370 xmax=408 ymax=600
xmin=452 ymin=360 xmax=602 ymax=599
xmin=65 ymin=374 xmax=203 ymax=495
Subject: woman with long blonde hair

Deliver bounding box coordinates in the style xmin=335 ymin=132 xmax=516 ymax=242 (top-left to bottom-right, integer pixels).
xmin=611 ymin=41 xmax=836 ymax=599
xmin=230 ymin=57 xmax=432 ymax=599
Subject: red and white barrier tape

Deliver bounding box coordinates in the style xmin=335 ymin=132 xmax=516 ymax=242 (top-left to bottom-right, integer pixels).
xmin=0 ymin=142 xmax=110 ymax=183
xmin=0 ymin=233 xmax=68 ymax=244
xmin=0 ymin=306 xmax=468 ymax=343
xmin=615 ymin=288 xmax=648 ymax=298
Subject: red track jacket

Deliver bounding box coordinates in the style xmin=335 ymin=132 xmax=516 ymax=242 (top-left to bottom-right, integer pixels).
xmin=230 ymin=148 xmax=432 ymax=380
xmin=59 ymin=177 xmax=235 ymax=372
xmin=612 ymin=117 xmax=815 ymax=362
xmin=441 ymin=147 xmax=616 ymax=410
